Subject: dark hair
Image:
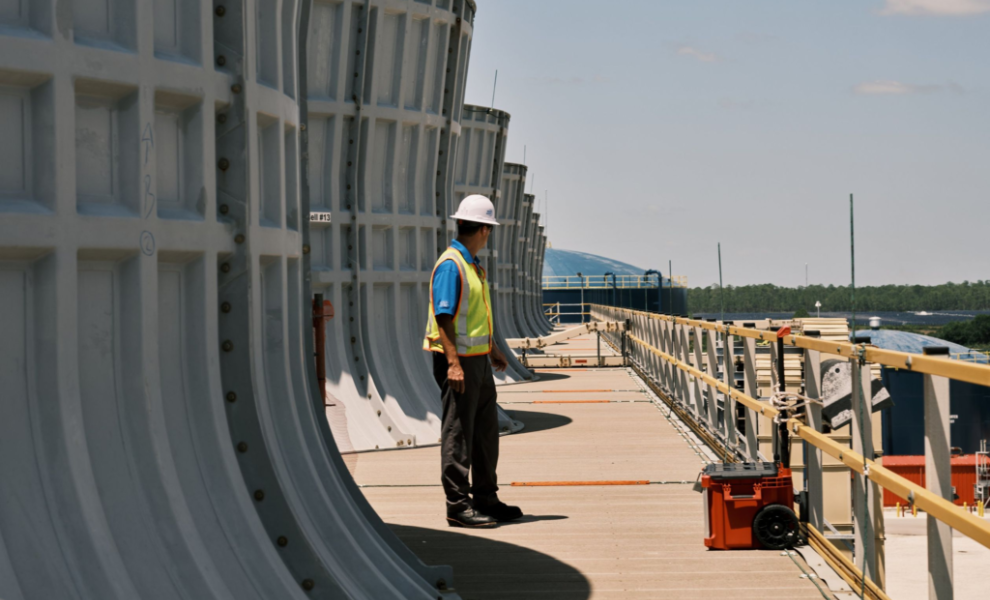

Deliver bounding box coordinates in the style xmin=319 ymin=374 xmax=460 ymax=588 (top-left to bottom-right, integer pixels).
xmin=457 ymin=220 xmax=489 ymax=237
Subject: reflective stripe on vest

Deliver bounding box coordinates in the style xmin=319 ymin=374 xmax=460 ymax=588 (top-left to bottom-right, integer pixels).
xmin=423 ymin=247 xmax=493 ymax=356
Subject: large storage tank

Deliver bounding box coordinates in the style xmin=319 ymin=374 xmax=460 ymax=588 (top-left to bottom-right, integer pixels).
xmin=855 ymin=329 xmax=990 ymax=455
xmin=0 ymin=0 xmax=459 ymax=598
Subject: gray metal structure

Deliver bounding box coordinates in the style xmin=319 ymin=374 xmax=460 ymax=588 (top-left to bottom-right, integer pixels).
xmin=305 ymin=0 xmax=520 ymax=453
xmin=498 ymin=162 xmax=526 ymax=339
xmin=0 ymin=0 xmax=460 ymax=597
xmin=453 ymin=106 xmax=531 ymax=383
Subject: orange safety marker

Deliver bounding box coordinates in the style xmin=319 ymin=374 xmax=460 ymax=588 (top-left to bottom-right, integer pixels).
xmin=511 ymin=480 xmax=650 ymax=487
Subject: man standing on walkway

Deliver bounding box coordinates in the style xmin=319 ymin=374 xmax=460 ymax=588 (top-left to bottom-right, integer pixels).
xmin=424 ymin=195 xmax=524 ymax=528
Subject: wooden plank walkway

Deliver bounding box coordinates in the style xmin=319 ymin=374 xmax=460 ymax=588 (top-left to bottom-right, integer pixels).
xmin=350 ymin=349 xmax=827 ymax=599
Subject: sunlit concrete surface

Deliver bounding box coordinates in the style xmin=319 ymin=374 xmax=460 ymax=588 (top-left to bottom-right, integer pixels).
xmin=350 ymin=356 xmax=825 ymax=599
xmin=883 ymin=509 xmax=990 ymax=600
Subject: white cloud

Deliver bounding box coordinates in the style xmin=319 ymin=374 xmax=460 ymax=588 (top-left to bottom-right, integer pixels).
xmin=852 ymin=80 xmax=966 ymax=95
xmin=879 ymin=0 xmax=990 ymax=16
xmin=675 ymin=46 xmax=719 ymax=62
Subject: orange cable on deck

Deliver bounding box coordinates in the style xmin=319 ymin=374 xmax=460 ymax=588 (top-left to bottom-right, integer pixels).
xmin=510 ymin=480 xmax=651 ymax=487
xmin=532 ymin=400 xmax=611 ymax=404
xmin=540 ymin=389 xmax=614 ymax=393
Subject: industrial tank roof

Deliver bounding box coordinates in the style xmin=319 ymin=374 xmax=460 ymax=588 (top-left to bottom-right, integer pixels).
xmin=543 ymin=248 xmax=648 ymax=277
xmin=851 ymin=328 xmax=973 ymax=355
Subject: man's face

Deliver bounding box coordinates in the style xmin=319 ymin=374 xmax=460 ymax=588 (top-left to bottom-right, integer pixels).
xmin=480 ymin=225 xmax=492 ymax=246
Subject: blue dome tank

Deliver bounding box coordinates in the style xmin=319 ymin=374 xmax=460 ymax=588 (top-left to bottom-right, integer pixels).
xmin=853 ymin=327 xmax=990 ymax=456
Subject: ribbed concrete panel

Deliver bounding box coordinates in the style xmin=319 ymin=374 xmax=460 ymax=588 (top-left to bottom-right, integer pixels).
xmin=513 ymin=193 xmax=540 ymax=337
xmin=453 ymin=106 xmax=531 ymax=384
xmin=497 ymin=163 xmax=526 ymax=340
xmin=0 ymin=1 xmax=458 ymax=598
xmin=533 ymin=223 xmax=553 ymax=333
xmin=306 ymin=0 xmax=518 ymax=451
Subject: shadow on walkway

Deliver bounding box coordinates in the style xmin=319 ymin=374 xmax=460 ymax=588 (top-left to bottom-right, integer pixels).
xmin=503 ymin=410 xmax=572 ymax=435
xmin=529 ymin=371 xmax=572 ymax=382
xmin=389 ymin=523 xmax=591 ymax=600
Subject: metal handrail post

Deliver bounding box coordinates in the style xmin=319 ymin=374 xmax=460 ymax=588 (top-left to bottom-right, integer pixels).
xmin=705 ymin=327 xmax=720 ymax=433
xmin=692 ymin=324 xmax=706 ymax=418
xmin=803 ymin=330 xmax=824 ymax=532
xmin=850 ymin=354 xmax=880 ymax=588
xmin=923 ymin=347 xmax=954 ymax=600
xmin=742 ymin=325 xmax=760 ymax=460
xmin=722 ymin=324 xmax=737 ymax=448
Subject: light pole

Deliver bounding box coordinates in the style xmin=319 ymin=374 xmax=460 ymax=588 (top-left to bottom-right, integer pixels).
xmin=576 ymin=271 xmax=584 ymax=323
xmin=604 ymin=272 xmax=616 ymax=308
xmin=815 ymin=300 xmax=821 ymax=318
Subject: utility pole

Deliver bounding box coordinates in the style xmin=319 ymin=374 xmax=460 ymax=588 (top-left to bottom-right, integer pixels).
xmin=489 ymin=69 xmax=498 ymax=111
xmin=545 ymin=189 xmax=548 ymax=231
xmin=718 ymin=243 xmax=725 ymax=323
xmin=805 ymin=263 xmax=808 ymax=287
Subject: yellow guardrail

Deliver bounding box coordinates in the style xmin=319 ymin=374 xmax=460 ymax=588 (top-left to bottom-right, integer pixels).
xmin=608 ymin=307 xmax=990 ymax=552
xmin=542 ymin=274 xmax=688 ymax=290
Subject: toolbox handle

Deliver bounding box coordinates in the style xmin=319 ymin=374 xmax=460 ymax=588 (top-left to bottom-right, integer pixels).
xmin=723 ymin=484 xmax=762 ymax=502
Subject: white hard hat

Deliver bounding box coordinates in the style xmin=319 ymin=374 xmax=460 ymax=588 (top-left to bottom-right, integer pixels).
xmin=451 ymin=194 xmax=499 ymax=226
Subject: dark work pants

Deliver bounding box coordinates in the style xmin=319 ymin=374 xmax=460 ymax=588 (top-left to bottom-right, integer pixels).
xmin=432 ymin=352 xmax=500 ymax=514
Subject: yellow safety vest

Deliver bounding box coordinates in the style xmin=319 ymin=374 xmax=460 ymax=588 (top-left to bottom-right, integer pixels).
xmin=423 ymin=247 xmax=494 ymax=356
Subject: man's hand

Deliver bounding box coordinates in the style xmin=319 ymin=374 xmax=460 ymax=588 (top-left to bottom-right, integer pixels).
xmin=436 ymin=314 xmax=466 ymax=392
xmin=447 ymin=360 xmax=466 ymax=393
xmin=490 ymin=346 xmax=508 ymax=372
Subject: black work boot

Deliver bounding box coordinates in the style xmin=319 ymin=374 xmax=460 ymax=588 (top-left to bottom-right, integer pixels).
xmin=446 ymin=508 xmax=498 ymax=528
xmin=475 ymin=501 xmax=523 ymax=522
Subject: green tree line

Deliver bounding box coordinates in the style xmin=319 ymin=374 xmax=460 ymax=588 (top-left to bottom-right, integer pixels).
xmin=940 ymin=315 xmax=990 ymax=348
xmin=688 ymin=281 xmax=990 ymax=313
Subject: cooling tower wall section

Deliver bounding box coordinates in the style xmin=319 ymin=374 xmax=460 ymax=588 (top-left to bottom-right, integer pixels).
xmin=534 ymin=224 xmax=554 ymax=333
xmin=306 ymin=0 xmax=521 ymax=449
xmin=0 ymin=1 xmax=460 ymax=598
xmin=307 ymin=0 xmax=468 ymax=452
xmin=498 ymin=163 xmax=526 ymax=340
xmin=453 ymin=108 xmax=532 ymax=383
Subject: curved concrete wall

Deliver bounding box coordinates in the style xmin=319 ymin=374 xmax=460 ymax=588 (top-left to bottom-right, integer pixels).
xmin=533 ymin=223 xmax=554 ymax=333
xmin=497 ymin=163 xmax=526 ymax=339
xmin=306 ymin=1 xmax=520 ymax=453
xmin=454 ymin=107 xmax=531 ymax=383
xmin=0 ymin=0 xmax=459 ymax=598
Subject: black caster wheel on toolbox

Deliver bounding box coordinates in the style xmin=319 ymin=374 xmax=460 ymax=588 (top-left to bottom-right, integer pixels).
xmin=753 ymin=504 xmax=799 ymax=550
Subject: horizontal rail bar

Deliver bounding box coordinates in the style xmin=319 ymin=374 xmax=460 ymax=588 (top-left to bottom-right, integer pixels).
xmin=623 ymin=324 xmax=990 ymax=550
xmin=506 ymin=321 xmax=626 ymax=349
xmin=601 ymin=306 xmax=990 ymax=388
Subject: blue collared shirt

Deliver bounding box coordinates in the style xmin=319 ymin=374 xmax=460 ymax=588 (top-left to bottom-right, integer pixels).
xmin=432 ymin=240 xmax=482 ymax=317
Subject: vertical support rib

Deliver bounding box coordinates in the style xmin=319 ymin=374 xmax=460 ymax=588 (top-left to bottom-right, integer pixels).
xmin=705 ymin=327 xmax=719 ymax=433
xmin=851 ymin=357 xmax=878 ymax=586
xmin=691 ymin=325 xmax=705 ymax=418
xmin=722 ymin=327 xmax=737 ymax=449
xmin=803 ymin=338 xmax=824 ymax=532
xmin=924 ymin=361 xmax=954 ymax=600
xmin=742 ymin=334 xmax=760 ymax=460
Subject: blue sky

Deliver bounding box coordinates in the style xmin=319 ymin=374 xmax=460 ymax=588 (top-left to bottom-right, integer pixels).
xmin=462 ymin=0 xmax=989 ymax=287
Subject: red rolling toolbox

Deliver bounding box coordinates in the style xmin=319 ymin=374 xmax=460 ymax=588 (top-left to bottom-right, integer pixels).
xmin=701 ymin=462 xmax=799 ymax=550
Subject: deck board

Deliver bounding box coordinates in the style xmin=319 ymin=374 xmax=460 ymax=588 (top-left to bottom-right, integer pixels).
xmin=351 ymin=361 xmax=825 ymax=599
